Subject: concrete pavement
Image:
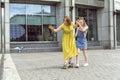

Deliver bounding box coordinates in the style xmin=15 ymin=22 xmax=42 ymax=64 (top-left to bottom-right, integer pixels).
xmin=2 ymin=49 xmax=120 ymax=80
xmin=0 ymin=54 xmax=3 ymax=80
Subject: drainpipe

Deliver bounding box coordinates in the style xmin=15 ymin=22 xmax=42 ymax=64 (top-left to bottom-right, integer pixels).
xmin=113 ymin=0 xmax=117 ymax=49
xmin=70 ymin=0 xmax=75 ymax=23
xmin=64 ymin=0 xmax=69 ymax=16
xmin=1 ymin=1 xmax=5 ymax=53
xmin=108 ymin=0 xmax=115 ymax=49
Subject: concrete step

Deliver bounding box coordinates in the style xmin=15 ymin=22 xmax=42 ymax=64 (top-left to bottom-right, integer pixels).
xmin=10 ymin=47 xmax=61 ymax=53
xmin=10 ymin=41 xmax=59 ymax=48
xmin=10 ymin=41 xmax=60 ymax=53
xmin=117 ymin=46 xmax=120 ymax=49
xmin=87 ymin=41 xmax=100 ymax=46
xmin=88 ymin=46 xmax=103 ymax=50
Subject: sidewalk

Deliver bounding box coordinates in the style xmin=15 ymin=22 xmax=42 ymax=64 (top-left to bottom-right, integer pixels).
xmin=0 ymin=54 xmax=3 ymax=80
xmin=2 ymin=49 xmax=120 ymax=80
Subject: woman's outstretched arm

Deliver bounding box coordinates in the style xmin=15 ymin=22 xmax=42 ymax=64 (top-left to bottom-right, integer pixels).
xmin=49 ymin=24 xmax=62 ymax=32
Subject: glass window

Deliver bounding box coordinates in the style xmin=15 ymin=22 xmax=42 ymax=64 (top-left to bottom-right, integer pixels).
xmin=43 ymin=16 xmax=56 ymax=24
xmin=78 ymin=8 xmax=87 ymax=18
xmin=10 ymin=3 xmax=26 ymax=41
xmin=42 ymin=5 xmax=51 ymax=14
xmin=10 ymin=3 xmax=56 ymax=42
xmin=10 ymin=4 xmax=26 ymax=19
xmin=27 ymin=15 xmax=42 ymax=25
xmin=27 ymin=15 xmax=42 ymax=41
xmin=26 ymin=4 xmax=41 ymax=14
xmin=43 ymin=16 xmax=56 ymax=41
xmin=76 ymin=7 xmax=97 ymax=41
xmin=88 ymin=9 xmax=96 ymax=19
xmin=116 ymin=13 xmax=120 ymax=42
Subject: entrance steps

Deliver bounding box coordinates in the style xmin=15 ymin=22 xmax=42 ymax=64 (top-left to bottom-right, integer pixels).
xmin=10 ymin=41 xmax=61 ymax=53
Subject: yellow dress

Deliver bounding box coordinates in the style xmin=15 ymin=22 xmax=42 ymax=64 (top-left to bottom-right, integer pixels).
xmin=61 ymin=22 xmax=78 ymax=60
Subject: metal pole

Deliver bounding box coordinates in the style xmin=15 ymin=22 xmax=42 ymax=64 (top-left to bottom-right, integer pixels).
xmin=0 ymin=1 xmax=1 ymax=53
xmin=41 ymin=7 xmax=44 ymax=41
xmin=113 ymin=0 xmax=117 ymax=49
xmin=1 ymin=1 xmax=5 ymax=53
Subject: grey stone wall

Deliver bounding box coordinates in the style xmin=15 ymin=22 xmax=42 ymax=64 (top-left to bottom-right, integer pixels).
xmin=75 ymin=0 xmax=104 ymax=7
xmin=97 ymin=0 xmax=115 ymax=49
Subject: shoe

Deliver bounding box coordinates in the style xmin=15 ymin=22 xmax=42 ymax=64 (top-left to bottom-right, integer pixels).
xmin=68 ymin=63 xmax=74 ymax=68
xmin=75 ymin=64 xmax=79 ymax=68
xmin=83 ymin=63 xmax=89 ymax=67
xmin=62 ymin=64 xmax=68 ymax=69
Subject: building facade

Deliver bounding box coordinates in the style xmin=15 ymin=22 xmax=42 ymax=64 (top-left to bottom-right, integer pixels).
xmin=0 ymin=0 xmax=120 ymax=53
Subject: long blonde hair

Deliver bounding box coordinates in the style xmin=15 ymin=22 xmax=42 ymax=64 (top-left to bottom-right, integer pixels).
xmin=78 ymin=17 xmax=88 ymax=37
xmin=78 ymin=17 xmax=87 ymax=27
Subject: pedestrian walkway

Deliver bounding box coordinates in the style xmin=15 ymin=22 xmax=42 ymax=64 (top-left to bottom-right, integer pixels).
xmin=2 ymin=49 xmax=120 ymax=80
xmin=0 ymin=54 xmax=3 ymax=80
xmin=2 ymin=54 xmax=21 ymax=80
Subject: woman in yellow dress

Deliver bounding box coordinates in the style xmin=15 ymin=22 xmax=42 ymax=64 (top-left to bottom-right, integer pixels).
xmin=49 ymin=16 xmax=78 ymax=69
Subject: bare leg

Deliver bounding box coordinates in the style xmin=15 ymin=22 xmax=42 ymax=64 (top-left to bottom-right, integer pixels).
xmin=63 ymin=60 xmax=68 ymax=69
xmin=68 ymin=57 xmax=74 ymax=68
xmin=68 ymin=57 xmax=72 ymax=64
xmin=75 ymin=48 xmax=80 ymax=67
xmin=64 ymin=60 xmax=68 ymax=65
xmin=82 ymin=49 xmax=88 ymax=66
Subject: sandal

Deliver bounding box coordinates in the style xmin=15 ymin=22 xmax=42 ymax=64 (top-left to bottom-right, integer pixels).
xmin=68 ymin=63 xmax=74 ymax=68
xmin=62 ymin=64 xmax=68 ymax=69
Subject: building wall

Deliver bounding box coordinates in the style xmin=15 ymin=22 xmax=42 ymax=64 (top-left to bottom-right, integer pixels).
xmin=0 ymin=0 xmax=10 ymax=53
xmin=74 ymin=0 xmax=115 ymax=49
xmin=97 ymin=0 xmax=110 ymax=49
xmin=1 ymin=0 xmax=10 ymax=53
xmin=115 ymin=0 xmax=120 ymax=10
xmin=1 ymin=0 xmax=118 ymax=53
xmin=97 ymin=0 xmax=115 ymax=49
xmin=75 ymin=0 xmax=104 ymax=7
xmin=56 ymin=0 xmax=64 ymax=47
xmin=5 ymin=0 xmax=10 ymax=52
xmin=0 ymin=0 xmax=1 ymax=53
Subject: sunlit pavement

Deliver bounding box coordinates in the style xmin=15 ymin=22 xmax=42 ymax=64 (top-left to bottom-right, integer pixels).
xmin=2 ymin=49 xmax=120 ymax=80
xmin=0 ymin=54 xmax=3 ymax=80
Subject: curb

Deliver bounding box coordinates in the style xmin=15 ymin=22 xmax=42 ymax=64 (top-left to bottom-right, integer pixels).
xmin=2 ymin=54 xmax=21 ymax=80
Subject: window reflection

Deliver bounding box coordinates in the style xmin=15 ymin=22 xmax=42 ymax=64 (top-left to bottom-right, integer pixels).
xmin=10 ymin=4 xmax=26 ymax=41
xmin=10 ymin=4 xmax=26 ymax=18
xmin=43 ymin=16 xmax=56 ymax=41
xmin=42 ymin=5 xmax=51 ymax=14
xmin=10 ymin=24 xmax=26 ymax=41
xmin=27 ymin=4 xmax=41 ymax=14
xmin=10 ymin=3 xmax=56 ymax=42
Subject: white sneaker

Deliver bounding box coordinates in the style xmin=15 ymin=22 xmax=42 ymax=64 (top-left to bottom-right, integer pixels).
xmin=75 ymin=64 xmax=79 ymax=68
xmin=83 ymin=63 xmax=89 ymax=67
